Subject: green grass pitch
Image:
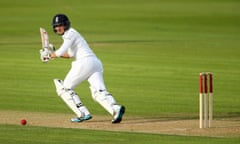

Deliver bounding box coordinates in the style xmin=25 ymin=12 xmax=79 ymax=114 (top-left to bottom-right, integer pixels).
xmin=0 ymin=0 xmax=239 ymax=143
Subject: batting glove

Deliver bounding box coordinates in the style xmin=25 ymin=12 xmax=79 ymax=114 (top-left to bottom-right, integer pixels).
xmin=40 ymin=48 xmax=51 ymax=63
xmin=49 ymin=43 xmax=56 ymax=52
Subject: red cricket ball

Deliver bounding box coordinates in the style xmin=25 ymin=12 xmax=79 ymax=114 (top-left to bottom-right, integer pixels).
xmin=20 ymin=119 xmax=27 ymax=125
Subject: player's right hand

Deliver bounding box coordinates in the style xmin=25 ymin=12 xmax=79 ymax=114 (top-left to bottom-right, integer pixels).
xmin=40 ymin=48 xmax=51 ymax=63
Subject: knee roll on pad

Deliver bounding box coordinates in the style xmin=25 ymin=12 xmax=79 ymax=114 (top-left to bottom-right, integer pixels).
xmin=89 ymin=86 xmax=116 ymax=115
xmin=53 ymin=79 xmax=65 ymax=96
xmin=90 ymin=86 xmax=116 ymax=103
xmin=53 ymin=79 xmax=78 ymax=99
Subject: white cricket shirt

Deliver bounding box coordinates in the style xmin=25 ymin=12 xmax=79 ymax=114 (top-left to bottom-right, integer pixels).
xmin=55 ymin=28 xmax=96 ymax=60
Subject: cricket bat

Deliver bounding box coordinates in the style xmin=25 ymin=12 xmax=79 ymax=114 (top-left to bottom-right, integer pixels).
xmin=40 ymin=27 xmax=49 ymax=49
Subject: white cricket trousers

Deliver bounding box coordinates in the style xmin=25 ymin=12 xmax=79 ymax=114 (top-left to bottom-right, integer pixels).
xmin=63 ymin=56 xmax=106 ymax=91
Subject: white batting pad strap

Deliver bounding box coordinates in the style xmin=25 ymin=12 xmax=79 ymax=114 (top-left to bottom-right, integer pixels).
xmin=60 ymin=92 xmax=83 ymax=117
xmin=90 ymin=86 xmax=116 ymax=115
xmin=71 ymin=92 xmax=90 ymax=115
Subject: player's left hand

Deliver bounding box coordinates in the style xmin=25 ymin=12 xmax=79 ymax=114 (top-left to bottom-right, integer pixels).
xmin=49 ymin=43 xmax=56 ymax=52
xmin=40 ymin=48 xmax=51 ymax=63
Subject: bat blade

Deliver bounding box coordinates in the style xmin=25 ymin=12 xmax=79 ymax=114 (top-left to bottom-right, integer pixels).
xmin=40 ymin=27 xmax=49 ymax=49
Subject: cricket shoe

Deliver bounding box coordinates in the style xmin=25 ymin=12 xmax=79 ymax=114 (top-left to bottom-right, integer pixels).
xmin=112 ymin=105 xmax=125 ymax=124
xmin=71 ymin=114 xmax=92 ymax=123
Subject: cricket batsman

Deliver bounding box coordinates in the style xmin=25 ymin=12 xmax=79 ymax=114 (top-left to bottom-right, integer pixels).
xmin=39 ymin=14 xmax=125 ymax=123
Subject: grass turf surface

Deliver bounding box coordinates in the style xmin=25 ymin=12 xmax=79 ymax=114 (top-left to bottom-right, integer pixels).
xmin=0 ymin=0 xmax=239 ymax=143
xmin=0 ymin=125 xmax=239 ymax=144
